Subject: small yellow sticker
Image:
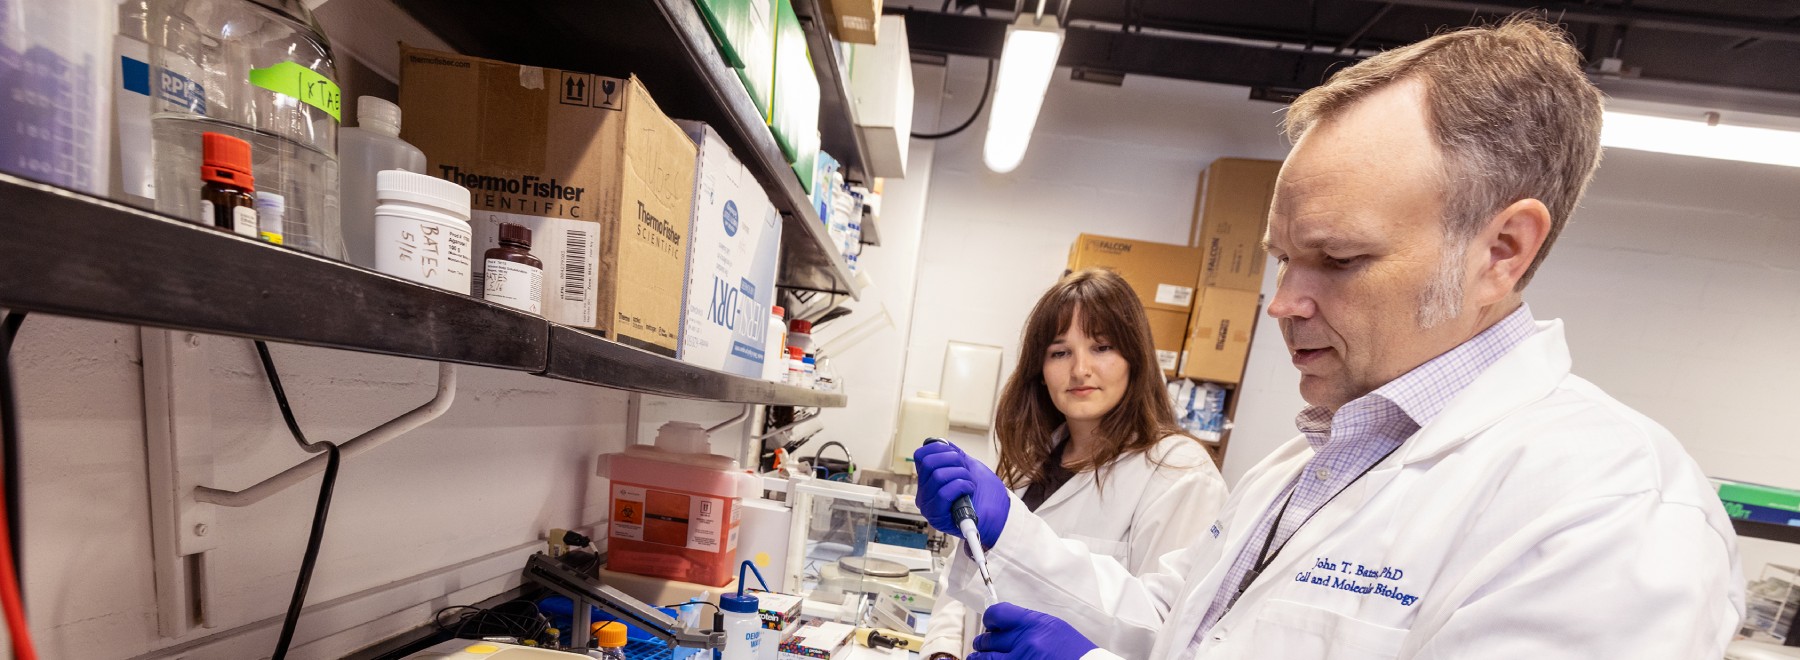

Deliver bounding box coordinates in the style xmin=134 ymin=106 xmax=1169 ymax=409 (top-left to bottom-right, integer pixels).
xmin=259 ymin=232 xmax=284 ymax=245
xmin=248 ymin=61 xmax=342 ymax=122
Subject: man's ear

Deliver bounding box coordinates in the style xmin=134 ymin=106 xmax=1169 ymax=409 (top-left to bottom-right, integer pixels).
xmin=1469 ymin=198 xmax=1551 ymax=304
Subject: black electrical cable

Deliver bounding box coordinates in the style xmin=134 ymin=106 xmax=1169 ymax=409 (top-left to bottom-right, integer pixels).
xmin=912 ymin=59 xmax=996 ymax=140
xmin=255 ymin=340 xmax=340 ymax=660
xmin=0 ymin=311 xmax=25 ymax=605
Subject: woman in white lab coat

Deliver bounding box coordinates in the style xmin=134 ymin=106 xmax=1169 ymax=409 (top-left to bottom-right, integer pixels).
xmin=919 ymin=268 xmax=1229 ymax=660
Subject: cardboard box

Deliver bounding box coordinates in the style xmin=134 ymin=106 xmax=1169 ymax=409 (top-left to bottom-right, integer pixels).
xmin=1177 ymin=287 xmax=1261 ymax=384
xmin=1066 ymin=234 xmax=1204 ymax=314
xmin=1146 ymin=307 xmax=1190 ymax=377
xmin=848 ymin=16 xmax=913 ymax=177
xmin=779 ymin=621 xmax=854 ymax=660
xmin=750 ymin=590 xmax=805 ymax=633
xmin=400 ymin=46 xmax=696 ymax=356
xmin=824 ymin=0 xmax=881 ymax=44
xmin=676 ymin=121 xmax=783 ymax=378
xmin=1189 ymin=158 xmax=1281 ymax=292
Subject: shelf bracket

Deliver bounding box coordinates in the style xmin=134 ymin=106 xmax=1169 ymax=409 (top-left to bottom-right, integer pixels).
xmin=144 ymin=335 xmax=460 ymax=638
xmin=142 ymin=329 xmax=221 ymax=638
xmin=193 ymin=361 xmax=458 ymax=508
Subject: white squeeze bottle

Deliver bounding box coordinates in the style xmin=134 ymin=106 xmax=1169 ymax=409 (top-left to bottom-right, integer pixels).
xmin=720 ymin=591 xmax=762 ymax=660
xmin=341 ymin=96 xmax=428 ymax=270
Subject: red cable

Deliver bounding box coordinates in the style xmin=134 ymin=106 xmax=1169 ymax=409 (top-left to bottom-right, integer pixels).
xmin=0 ymin=469 xmax=35 ymax=660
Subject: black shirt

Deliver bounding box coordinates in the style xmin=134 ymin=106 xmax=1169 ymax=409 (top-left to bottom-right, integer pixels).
xmin=1020 ymin=439 xmax=1079 ymax=512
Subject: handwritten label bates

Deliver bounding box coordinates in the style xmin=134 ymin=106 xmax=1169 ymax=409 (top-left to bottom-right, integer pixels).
xmin=1292 ymin=556 xmax=1420 ymax=607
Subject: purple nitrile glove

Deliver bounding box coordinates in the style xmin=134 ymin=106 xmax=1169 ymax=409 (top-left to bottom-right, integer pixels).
xmin=913 ymin=440 xmax=1010 ymax=548
xmin=968 ymin=603 xmax=1100 ymax=660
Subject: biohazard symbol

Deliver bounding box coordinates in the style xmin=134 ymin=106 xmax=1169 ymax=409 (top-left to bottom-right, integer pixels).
xmin=614 ymin=499 xmax=643 ymax=525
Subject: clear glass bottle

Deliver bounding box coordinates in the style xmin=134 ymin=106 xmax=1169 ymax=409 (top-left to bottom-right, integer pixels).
xmin=147 ymin=0 xmax=343 ymax=257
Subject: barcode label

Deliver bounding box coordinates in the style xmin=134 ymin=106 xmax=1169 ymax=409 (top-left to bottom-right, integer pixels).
xmin=562 ymin=229 xmax=590 ymax=302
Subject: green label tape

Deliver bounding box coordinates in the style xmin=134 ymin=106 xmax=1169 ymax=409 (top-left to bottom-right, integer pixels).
xmin=248 ymin=61 xmax=342 ymax=122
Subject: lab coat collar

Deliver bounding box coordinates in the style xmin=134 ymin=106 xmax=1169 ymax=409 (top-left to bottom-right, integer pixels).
xmin=1395 ymin=319 xmax=1572 ymax=465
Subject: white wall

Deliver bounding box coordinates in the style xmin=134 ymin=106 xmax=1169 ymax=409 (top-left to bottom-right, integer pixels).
xmin=902 ymin=56 xmax=1291 ymax=465
xmin=13 ymin=317 xmax=630 ymax=659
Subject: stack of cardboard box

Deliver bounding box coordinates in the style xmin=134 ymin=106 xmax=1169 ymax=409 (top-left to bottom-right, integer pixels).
xmin=1177 ymin=158 xmax=1282 ymax=384
xmin=1060 ymin=158 xmax=1280 ymax=385
xmin=1065 ymin=234 xmax=1201 ymax=378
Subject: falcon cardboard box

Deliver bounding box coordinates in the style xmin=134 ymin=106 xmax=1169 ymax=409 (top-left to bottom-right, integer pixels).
xmin=1066 ymin=234 xmax=1202 ymax=377
xmin=1178 ymin=286 xmax=1261 ymax=384
xmin=1066 ymin=234 xmax=1203 ymax=314
xmin=399 ymin=45 xmax=696 ymax=356
xmin=1189 ymin=158 xmax=1281 ymax=292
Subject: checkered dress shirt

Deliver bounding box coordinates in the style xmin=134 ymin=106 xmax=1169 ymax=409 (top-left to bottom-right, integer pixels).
xmin=1191 ymin=305 xmax=1537 ymax=646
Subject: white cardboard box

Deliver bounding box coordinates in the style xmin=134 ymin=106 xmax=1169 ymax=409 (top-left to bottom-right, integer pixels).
xmin=676 ymin=121 xmax=783 ymax=378
xmin=849 ymin=16 xmax=913 ymax=178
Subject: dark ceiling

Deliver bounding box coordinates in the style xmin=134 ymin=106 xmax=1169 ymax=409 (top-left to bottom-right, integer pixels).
xmin=894 ymin=0 xmax=1800 ymax=110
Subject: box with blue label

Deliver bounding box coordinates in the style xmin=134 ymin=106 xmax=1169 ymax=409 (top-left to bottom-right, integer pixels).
xmin=676 ymin=120 xmax=782 ymax=378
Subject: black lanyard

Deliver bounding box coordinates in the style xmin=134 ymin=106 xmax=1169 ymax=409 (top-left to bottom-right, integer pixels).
xmin=1225 ymin=444 xmax=1402 ymax=610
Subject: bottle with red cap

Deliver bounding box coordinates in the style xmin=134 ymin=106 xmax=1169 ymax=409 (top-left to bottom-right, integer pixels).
xmin=199 ymin=132 xmax=259 ymax=238
xmin=787 ymin=318 xmax=815 ymax=354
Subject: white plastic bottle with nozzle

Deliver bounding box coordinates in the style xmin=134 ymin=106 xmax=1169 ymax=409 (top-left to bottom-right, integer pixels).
xmin=341 ymin=96 xmax=428 ymax=270
xmin=719 ymin=592 xmax=762 ymax=660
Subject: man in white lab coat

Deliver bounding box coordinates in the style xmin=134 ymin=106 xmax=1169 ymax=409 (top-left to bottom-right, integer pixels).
xmin=913 ymin=16 xmax=1744 ymax=660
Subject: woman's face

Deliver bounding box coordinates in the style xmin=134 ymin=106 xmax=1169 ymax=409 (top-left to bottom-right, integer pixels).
xmin=1042 ymin=307 xmax=1131 ymax=425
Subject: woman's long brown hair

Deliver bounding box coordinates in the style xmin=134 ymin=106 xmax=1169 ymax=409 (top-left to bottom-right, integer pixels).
xmin=993 ymin=268 xmax=1193 ymax=489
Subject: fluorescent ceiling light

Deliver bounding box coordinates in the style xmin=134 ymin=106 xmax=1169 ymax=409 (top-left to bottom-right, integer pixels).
xmin=983 ymin=15 xmax=1063 ymax=173
xmin=1600 ymin=110 xmax=1800 ymax=168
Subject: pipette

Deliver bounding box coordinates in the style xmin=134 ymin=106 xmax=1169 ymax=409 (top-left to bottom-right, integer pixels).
xmin=924 ymin=438 xmax=1000 ymax=602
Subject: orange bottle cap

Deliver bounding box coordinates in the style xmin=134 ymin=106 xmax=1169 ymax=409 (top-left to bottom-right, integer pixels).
xmin=592 ymin=621 xmax=628 ymax=648
xmin=201 ymin=132 xmax=255 ymax=192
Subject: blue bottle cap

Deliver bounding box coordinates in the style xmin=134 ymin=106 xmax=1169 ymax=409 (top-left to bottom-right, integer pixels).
xmin=720 ymin=593 xmax=759 ymax=614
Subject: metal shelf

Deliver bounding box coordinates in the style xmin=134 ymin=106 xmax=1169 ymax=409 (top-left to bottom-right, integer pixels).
xmin=0 ymin=174 xmax=547 ymax=370
xmin=0 ymin=175 xmax=845 ymax=409
xmin=544 ymin=324 xmax=846 ymax=407
xmin=1736 ymin=519 xmax=1800 ymax=545
xmin=395 ymin=0 xmax=861 ymax=299
xmin=793 ymin=0 xmax=871 ymax=184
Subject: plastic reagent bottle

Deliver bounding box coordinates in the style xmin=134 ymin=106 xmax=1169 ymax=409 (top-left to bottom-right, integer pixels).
xmin=255 ymin=191 xmax=286 ymax=244
xmin=720 ymin=562 xmax=770 ymax=660
xmin=341 ymin=96 xmax=428 ymax=269
xmin=590 ymin=621 xmax=628 ymax=659
xmin=762 ymin=305 xmax=787 ymax=382
xmin=483 ymin=223 xmax=545 ymax=315
xmin=199 ymin=132 xmax=258 ymax=238
xmin=372 ymin=170 xmax=473 ymax=294
xmin=786 ymin=319 xmax=815 ymax=354
xmin=802 ymin=355 xmax=817 ymax=389
xmin=786 ymin=346 xmax=806 ymax=387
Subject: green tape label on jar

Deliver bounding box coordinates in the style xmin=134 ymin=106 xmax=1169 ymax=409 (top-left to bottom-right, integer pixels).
xmin=248 ymin=61 xmax=342 ymax=122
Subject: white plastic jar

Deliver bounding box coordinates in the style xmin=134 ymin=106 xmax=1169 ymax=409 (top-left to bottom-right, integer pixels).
xmin=373 ymin=170 xmax=473 ymax=294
